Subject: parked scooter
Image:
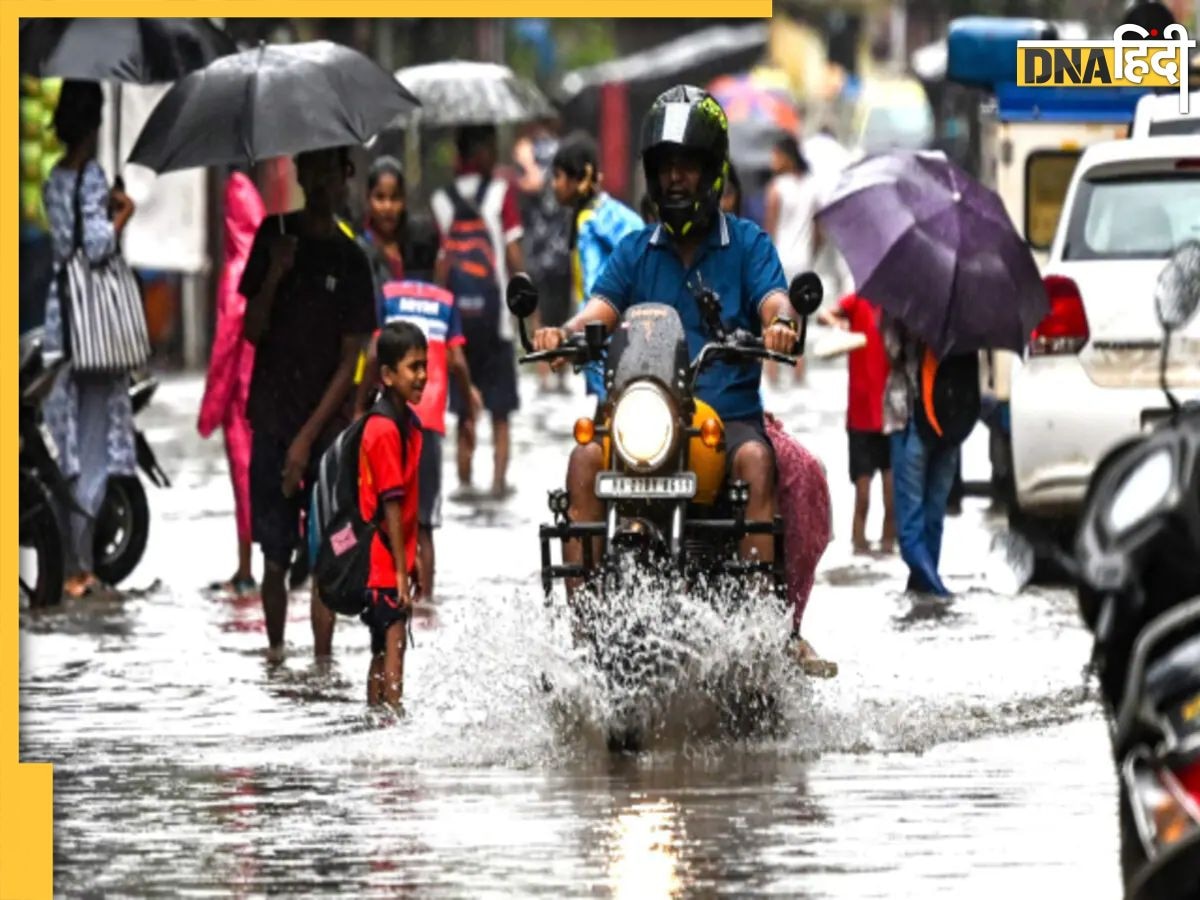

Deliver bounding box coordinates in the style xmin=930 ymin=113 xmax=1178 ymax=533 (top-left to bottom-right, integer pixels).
xmin=19 ymin=329 xmax=72 ymax=607
xmin=18 ymin=329 xmax=169 ymax=598
xmin=1073 ymin=242 xmax=1200 ymax=900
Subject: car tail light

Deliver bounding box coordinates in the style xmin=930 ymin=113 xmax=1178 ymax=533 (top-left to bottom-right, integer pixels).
xmin=1125 ymin=753 xmax=1200 ymax=857
xmin=1179 ymin=757 xmax=1200 ymax=805
xmin=1176 ymin=158 xmax=1200 ymax=170
xmin=1030 ymin=275 xmax=1090 ymax=356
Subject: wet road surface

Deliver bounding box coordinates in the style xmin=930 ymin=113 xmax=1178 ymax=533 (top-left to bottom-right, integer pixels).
xmin=20 ymin=360 xmax=1121 ymax=897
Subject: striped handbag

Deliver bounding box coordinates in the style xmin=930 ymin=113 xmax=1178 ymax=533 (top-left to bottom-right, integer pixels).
xmin=60 ymin=169 xmax=151 ymax=375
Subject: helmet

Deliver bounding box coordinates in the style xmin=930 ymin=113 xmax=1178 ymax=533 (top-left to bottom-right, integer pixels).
xmin=640 ymin=85 xmax=729 ymax=238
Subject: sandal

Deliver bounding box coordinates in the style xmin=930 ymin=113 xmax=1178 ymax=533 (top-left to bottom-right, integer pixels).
xmin=787 ymin=633 xmax=839 ymax=678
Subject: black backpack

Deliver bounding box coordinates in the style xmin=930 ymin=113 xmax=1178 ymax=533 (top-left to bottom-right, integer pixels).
xmin=914 ymin=348 xmax=981 ymax=448
xmin=309 ymin=395 xmax=409 ymax=616
xmin=442 ymin=180 xmax=503 ymax=351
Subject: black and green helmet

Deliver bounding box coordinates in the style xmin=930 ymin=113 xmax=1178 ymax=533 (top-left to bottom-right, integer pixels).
xmin=640 ymin=85 xmax=730 ymax=238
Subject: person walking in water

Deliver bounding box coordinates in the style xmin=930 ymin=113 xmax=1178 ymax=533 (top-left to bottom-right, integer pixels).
xmin=764 ymin=135 xmax=822 ymax=385
xmin=199 ymin=167 xmax=266 ymax=596
xmin=40 ymin=80 xmax=137 ymax=600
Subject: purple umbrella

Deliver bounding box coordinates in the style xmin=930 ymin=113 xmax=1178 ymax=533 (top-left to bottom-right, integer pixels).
xmin=816 ymin=150 xmax=1046 ymax=358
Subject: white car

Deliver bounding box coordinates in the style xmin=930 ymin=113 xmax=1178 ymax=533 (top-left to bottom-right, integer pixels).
xmin=1130 ymin=90 xmax=1200 ymax=138
xmin=1010 ymin=136 xmax=1200 ymax=532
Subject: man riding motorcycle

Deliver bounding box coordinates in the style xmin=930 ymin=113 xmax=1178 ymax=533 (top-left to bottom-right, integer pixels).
xmin=533 ymin=86 xmax=811 ymax=647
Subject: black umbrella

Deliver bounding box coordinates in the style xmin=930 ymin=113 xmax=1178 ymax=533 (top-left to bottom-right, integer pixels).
xmin=128 ymin=41 xmax=421 ymax=174
xmin=19 ymin=18 xmax=237 ymax=84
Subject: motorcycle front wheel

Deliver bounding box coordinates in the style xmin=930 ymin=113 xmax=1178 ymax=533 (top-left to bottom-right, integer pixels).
xmin=93 ymin=475 xmax=149 ymax=586
xmin=19 ymin=472 xmax=64 ymax=608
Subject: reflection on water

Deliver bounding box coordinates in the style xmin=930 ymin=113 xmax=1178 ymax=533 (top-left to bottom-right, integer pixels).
xmin=608 ymin=801 xmax=682 ymax=898
xmin=20 ymin=372 xmax=1121 ymax=897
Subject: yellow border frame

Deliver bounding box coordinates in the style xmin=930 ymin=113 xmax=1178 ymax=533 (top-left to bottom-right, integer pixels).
xmin=3 ymin=4 xmax=771 ymax=897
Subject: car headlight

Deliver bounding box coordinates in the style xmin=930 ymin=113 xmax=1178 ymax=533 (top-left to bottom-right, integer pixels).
xmin=1107 ymin=447 xmax=1174 ymax=535
xmin=611 ymin=383 xmax=677 ymax=472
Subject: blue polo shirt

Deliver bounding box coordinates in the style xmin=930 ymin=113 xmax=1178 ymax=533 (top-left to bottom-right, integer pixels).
xmin=592 ymin=212 xmax=787 ymax=422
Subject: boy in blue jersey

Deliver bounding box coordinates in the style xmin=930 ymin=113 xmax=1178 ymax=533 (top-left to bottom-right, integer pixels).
xmin=551 ymin=132 xmax=644 ymax=399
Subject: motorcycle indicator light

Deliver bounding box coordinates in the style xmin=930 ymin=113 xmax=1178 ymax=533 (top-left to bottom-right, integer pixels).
xmin=1124 ymin=753 xmax=1200 ymax=857
xmin=700 ymin=418 xmax=722 ymax=449
xmin=1107 ymin=447 xmax=1174 ymax=536
xmin=574 ymin=418 xmax=596 ymax=445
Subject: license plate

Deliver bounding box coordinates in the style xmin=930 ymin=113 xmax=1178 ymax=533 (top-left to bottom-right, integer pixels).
xmin=595 ymin=473 xmax=696 ymax=500
xmin=39 ymin=424 xmax=59 ymax=464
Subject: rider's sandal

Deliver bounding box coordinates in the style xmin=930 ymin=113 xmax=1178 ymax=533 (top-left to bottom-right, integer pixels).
xmin=787 ymin=631 xmax=839 ymax=678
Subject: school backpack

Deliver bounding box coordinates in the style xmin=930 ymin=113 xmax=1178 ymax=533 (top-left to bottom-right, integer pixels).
xmin=915 ymin=347 xmax=981 ymax=447
xmin=442 ymin=179 xmax=502 ymax=350
xmin=309 ymin=395 xmax=408 ymax=616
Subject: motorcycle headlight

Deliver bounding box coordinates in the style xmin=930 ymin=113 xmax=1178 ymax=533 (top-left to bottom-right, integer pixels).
xmin=1107 ymin=447 xmax=1174 ymax=536
xmin=611 ymin=383 xmax=677 ymax=472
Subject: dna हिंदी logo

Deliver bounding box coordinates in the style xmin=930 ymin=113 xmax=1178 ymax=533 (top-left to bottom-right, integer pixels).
xmin=1017 ymin=23 xmax=1196 ymax=113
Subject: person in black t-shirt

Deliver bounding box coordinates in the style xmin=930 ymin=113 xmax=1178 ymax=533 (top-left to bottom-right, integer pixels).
xmin=240 ymin=146 xmax=376 ymax=659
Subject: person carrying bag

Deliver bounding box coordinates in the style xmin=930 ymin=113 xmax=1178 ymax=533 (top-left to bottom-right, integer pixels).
xmin=59 ymin=168 xmax=151 ymax=375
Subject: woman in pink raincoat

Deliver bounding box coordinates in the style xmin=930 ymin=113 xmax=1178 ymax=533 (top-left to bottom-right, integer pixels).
xmin=198 ymin=170 xmax=266 ymax=594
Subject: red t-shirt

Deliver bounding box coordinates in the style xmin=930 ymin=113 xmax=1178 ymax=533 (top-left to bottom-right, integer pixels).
xmin=358 ymin=414 xmax=422 ymax=590
xmin=839 ymin=295 xmax=890 ymax=433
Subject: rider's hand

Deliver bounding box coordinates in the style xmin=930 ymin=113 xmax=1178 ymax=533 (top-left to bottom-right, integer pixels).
xmin=532 ymin=326 xmax=570 ymax=371
xmin=764 ymin=322 xmax=800 ymax=356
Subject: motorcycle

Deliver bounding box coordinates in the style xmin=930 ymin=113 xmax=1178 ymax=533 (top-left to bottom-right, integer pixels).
xmin=19 ymin=329 xmax=73 ymax=607
xmin=506 ymin=272 xmax=823 ymax=743
xmin=1072 ymin=242 xmax=1200 ymax=900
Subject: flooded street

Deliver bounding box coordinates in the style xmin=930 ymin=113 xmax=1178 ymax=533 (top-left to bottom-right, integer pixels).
xmin=20 ymin=361 xmax=1121 ymax=897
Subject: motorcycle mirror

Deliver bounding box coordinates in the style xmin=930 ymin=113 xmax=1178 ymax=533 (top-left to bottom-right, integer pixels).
xmin=789 ymin=272 xmax=824 ymax=317
xmin=506 ymin=273 xmax=540 ymax=319
xmin=1154 ymin=241 xmax=1200 ymax=333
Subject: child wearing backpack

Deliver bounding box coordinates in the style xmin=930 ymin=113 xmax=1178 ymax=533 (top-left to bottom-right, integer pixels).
xmin=357 ymin=322 xmax=427 ymax=705
xmin=309 ymin=321 xmax=427 ymax=705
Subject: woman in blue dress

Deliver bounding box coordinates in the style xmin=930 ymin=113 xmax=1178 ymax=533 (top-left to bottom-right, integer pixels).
xmin=41 ymin=81 xmax=138 ymax=599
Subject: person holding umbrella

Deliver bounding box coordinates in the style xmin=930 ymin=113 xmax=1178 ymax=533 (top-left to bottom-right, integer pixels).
xmin=125 ymin=39 xmax=421 ymax=655
xmin=239 ymin=146 xmax=377 ymax=658
xmin=816 ymin=150 xmax=1048 ymax=596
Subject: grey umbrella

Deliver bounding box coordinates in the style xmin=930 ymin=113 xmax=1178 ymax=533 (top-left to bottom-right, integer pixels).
xmin=392 ymin=60 xmax=554 ymax=127
xmin=19 ymin=17 xmax=236 ymax=84
xmin=815 ymin=150 xmax=1047 ymax=358
xmin=128 ymin=41 xmax=421 ymax=174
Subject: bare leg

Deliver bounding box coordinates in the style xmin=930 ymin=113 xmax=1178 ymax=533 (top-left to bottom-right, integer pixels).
xmin=492 ymin=416 xmax=511 ymax=496
xmin=881 ymin=469 xmax=897 ymax=553
xmin=457 ymin=415 xmax=476 ymax=489
xmin=261 ymin=560 xmax=288 ymax=652
xmin=563 ymin=442 xmax=605 ymax=594
xmin=852 ymin=475 xmax=871 ymax=553
xmin=417 ymin=526 xmax=435 ymax=602
xmin=382 ymin=621 xmax=406 ymax=707
xmin=734 ymin=441 xmax=776 ymax=564
xmin=236 ymin=540 xmax=253 ymax=583
xmin=368 ymin=655 xmax=383 ymax=705
xmin=311 ymin=584 xmax=335 ymax=658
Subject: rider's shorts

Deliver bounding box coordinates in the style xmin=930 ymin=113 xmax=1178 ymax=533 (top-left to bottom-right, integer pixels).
xmin=724 ymin=417 xmax=775 ymax=478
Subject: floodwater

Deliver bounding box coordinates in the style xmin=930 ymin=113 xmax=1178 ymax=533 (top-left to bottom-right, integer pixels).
xmin=20 ymin=362 xmax=1121 ymax=897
